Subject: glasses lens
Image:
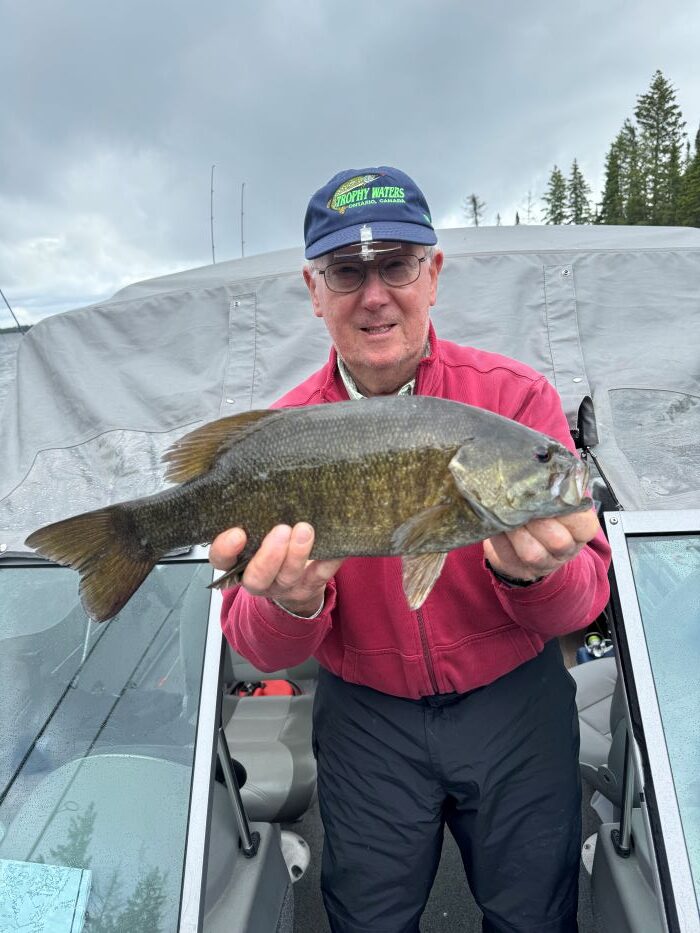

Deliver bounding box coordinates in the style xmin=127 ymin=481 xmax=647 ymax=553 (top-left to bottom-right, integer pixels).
xmin=380 ymin=255 xmax=420 ymax=287
xmin=322 ymin=254 xmax=424 ymax=292
xmin=324 ymin=262 xmax=364 ymax=293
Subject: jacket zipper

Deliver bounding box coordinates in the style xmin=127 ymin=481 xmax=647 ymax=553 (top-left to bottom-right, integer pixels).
xmin=416 ymin=608 xmax=439 ymax=694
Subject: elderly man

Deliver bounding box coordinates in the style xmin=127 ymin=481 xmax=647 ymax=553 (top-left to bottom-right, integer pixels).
xmin=210 ymin=166 xmax=610 ymax=933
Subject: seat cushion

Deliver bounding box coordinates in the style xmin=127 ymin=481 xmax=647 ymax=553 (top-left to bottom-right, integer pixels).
xmin=570 ymin=656 xmax=618 ymax=781
xmin=223 ymin=694 xmax=316 ymax=824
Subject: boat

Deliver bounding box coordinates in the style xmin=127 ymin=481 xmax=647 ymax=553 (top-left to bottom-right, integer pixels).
xmin=1 ymin=223 xmax=698 ymax=931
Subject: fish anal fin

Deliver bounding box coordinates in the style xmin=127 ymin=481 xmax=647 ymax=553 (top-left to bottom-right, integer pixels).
xmin=402 ymin=552 xmax=448 ymax=610
xmin=162 ymin=410 xmax=281 ymax=484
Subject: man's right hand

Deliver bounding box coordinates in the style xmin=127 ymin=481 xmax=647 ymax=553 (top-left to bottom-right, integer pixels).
xmin=209 ymin=522 xmax=343 ymax=618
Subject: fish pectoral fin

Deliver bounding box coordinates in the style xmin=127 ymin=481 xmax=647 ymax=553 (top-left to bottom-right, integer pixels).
xmin=402 ymin=553 xmax=448 ymax=610
xmin=391 ymin=503 xmax=456 ymax=553
xmin=162 ymin=409 xmax=283 ymax=484
xmin=209 ymin=560 xmax=249 ymax=591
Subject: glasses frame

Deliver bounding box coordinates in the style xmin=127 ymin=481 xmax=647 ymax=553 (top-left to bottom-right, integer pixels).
xmin=316 ymin=253 xmax=428 ymax=294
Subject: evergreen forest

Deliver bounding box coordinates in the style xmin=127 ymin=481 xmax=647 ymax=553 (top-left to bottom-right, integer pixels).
xmin=464 ymin=71 xmax=700 ymax=227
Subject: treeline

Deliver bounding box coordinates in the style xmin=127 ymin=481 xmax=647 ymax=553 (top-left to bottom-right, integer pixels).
xmin=464 ymin=70 xmax=700 ymax=227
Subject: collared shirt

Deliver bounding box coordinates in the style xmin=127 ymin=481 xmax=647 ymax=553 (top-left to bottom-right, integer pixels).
xmin=336 ymin=344 xmax=430 ymax=399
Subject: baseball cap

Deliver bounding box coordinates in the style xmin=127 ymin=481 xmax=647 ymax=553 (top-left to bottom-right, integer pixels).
xmin=304 ymin=166 xmax=437 ymax=259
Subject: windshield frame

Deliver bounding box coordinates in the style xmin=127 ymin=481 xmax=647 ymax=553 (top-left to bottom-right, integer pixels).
xmin=606 ymin=509 xmax=700 ymax=932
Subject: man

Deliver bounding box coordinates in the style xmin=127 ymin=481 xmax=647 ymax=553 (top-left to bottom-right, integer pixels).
xmin=210 ymin=166 xmax=611 ymax=933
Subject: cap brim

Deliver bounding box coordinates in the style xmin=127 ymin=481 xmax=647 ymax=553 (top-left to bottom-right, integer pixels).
xmin=305 ymin=222 xmax=437 ymax=259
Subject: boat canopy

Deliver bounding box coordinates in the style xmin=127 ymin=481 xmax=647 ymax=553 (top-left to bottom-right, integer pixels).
xmin=2 ymin=224 xmax=699 ymax=551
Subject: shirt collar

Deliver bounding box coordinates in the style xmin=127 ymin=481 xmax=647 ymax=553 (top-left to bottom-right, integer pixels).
xmin=336 ymin=340 xmax=430 ymax=399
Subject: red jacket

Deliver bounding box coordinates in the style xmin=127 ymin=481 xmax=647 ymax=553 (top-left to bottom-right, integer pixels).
xmin=221 ymin=324 xmax=611 ymax=699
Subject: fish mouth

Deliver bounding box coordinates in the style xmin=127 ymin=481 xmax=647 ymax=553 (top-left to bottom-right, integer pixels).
xmin=550 ymin=460 xmax=589 ymax=506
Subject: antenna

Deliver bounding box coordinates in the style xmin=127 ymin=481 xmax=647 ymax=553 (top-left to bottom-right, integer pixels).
xmin=0 ymin=286 xmax=21 ymax=331
xmin=210 ymin=164 xmax=216 ymax=264
xmin=240 ymin=182 xmax=246 ymax=258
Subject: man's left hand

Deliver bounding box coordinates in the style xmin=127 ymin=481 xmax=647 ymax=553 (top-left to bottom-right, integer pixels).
xmin=483 ymin=509 xmax=601 ymax=584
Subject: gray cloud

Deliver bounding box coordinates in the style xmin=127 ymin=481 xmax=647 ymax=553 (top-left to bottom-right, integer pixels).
xmin=1 ymin=0 xmax=699 ymax=323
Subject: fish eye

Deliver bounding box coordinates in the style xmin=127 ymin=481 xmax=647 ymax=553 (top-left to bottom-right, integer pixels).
xmin=534 ymin=445 xmax=552 ymax=463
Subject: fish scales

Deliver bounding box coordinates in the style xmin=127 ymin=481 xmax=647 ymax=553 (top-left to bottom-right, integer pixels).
xmin=129 ymin=403 xmax=468 ymax=558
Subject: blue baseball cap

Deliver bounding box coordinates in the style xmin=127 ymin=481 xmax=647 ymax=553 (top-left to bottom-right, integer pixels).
xmin=304 ymin=166 xmax=437 ymax=259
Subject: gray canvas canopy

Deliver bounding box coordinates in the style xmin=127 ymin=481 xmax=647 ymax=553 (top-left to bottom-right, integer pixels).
xmin=1 ymin=224 xmax=699 ymax=553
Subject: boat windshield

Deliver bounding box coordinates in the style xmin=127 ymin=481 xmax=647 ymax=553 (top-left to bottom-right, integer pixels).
xmin=627 ymin=533 xmax=700 ymax=910
xmin=0 ymin=559 xmax=214 ymax=932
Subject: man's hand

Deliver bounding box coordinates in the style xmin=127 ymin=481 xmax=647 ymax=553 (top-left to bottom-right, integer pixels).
xmin=483 ymin=509 xmax=601 ymax=584
xmin=209 ymin=522 xmax=343 ymax=617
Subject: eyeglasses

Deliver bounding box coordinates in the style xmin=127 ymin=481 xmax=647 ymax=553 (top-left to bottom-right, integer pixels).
xmin=317 ymin=254 xmax=428 ymax=293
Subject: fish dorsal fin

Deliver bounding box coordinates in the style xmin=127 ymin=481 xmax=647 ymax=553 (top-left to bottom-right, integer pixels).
xmin=162 ymin=409 xmax=280 ymax=483
xmin=402 ymin=553 xmax=448 ymax=609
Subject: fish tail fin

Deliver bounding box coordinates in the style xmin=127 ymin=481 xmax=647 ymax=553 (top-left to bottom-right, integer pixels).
xmin=25 ymin=506 xmax=158 ymax=622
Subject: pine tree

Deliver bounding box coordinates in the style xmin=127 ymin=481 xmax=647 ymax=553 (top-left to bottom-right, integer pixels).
xmin=566 ymin=159 xmax=593 ymax=223
xmin=462 ymin=193 xmax=485 ymax=227
xmin=635 ymin=70 xmax=686 ymax=224
xmin=542 ymin=166 xmax=567 ymax=224
xmin=598 ymin=138 xmax=626 ymax=224
xmin=618 ymin=120 xmax=647 ymax=224
xmin=679 ymin=125 xmax=700 ymax=226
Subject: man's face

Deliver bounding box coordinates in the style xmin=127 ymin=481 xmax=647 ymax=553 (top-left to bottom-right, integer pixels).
xmin=303 ymin=241 xmax=444 ymax=396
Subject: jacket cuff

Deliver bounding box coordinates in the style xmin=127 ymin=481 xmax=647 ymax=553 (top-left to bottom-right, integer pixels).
xmin=271 ymin=595 xmax=325 ymax=619
xmin=484 ymin=556 xmax=569 ymax=601
xmin=484 ymin=559 xmax=543 ymax=587
xmin=249 ymin=582 xmax=336 ymax=638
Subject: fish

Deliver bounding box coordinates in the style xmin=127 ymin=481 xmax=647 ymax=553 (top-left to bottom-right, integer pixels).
xmin=25 ymin=396 xmax=591 ymax=622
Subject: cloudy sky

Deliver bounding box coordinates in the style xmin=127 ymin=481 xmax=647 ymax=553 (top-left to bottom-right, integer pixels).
xmin=2 ymin=0 xmax=699 ymax=324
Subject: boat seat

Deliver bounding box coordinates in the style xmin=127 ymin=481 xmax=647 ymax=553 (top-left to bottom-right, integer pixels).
xmin=179 ymin=583 xmax=318 ymax=824
xmin=222 ymin=691 xmax=317 ymax=824
xmin=222 ymin=649 xmax=319 ymax=823
xmin=571 ymin=655 xmax=634 ymax=810
xmin=571 ymin=656 xmax=618 ymax=784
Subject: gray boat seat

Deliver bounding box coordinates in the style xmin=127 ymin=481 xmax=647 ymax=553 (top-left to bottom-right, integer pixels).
xmin=571 ymin=655 xmax=634 ymax=809
xmin=571 ymin=656 xmax=618 ymax=784
xmin=222 ymin=691 xmax=317 ymax=823
xmin=179 ymin=587 xmax=319 ymax=824
xmin=222 ymin=648 xmax=318 ymax=822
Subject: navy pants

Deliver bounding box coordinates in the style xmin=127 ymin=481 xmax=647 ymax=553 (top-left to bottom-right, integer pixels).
xmin=312 ymin=640 xmax=582 ymax=933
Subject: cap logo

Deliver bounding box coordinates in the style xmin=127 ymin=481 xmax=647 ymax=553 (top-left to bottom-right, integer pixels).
xmin=327 ymin=173 xmax=406 ymax=215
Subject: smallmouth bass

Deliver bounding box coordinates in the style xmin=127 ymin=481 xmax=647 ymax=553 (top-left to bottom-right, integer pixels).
xmin=25 ymin=396 xmax=591 ymax=621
